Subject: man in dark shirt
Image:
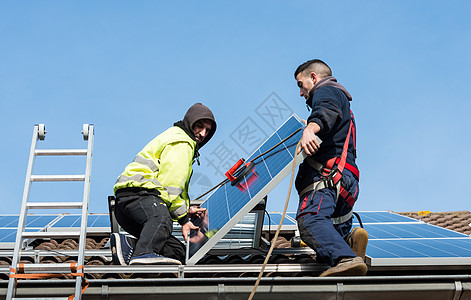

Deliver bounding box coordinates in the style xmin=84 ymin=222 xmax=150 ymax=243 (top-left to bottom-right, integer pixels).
xmin=294 ymin=59 xmax=368 ymax=277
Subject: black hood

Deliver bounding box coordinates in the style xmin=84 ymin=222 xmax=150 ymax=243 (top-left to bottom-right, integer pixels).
xmin=307 ymin=76 xmax=352 ymax=103
xmin=174 ymin=103 xmax=217 ymax=148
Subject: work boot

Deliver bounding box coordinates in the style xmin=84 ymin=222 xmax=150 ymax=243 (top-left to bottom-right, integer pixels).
xmin=345 ymin=227 xmax=368 ymax=261
xmin=110 ymin=233 xmax=136 ymax=265
xmin=319 ymin=256 xmax=367 ymax=277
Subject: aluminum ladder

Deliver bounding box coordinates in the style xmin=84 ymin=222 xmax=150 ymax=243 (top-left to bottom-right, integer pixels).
xmin=6 ymin=124 xmax=94 ymax=300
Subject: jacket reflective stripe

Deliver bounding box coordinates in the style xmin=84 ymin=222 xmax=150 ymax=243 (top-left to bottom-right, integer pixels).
xmin=170 ymin=204 xmax=188 ymax=219
xmin=116 ymin=174 xmax=162 ymax=187
xmin=165 ymin=186 xmax=183 ymax=196
xmin=133 ymin=155 xmax=159 ymax=172
xmin=113 ymin=126 xmax=196 ymax=222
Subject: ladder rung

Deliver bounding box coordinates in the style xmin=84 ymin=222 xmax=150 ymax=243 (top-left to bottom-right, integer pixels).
xmin=35 ymin=149 xmax=88 ymax=156
xmin=26 ymin=202 xmax=83 ymax=209
xmin=13 ymin=298 xmax=71 ymax=300
xmin=22 ymin=231 xmax=81 ymax=239
xmin=13 ymin=298 xmax=70 ymax=300
xmin=30 ymin=175 xmax=85 ymax=182
xmin=14 ymin=263 xmax=84 ymax=273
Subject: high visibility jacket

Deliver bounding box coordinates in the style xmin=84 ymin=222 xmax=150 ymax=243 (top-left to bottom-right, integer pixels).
xmin=113 ymin=126 xmax=196 ymax=223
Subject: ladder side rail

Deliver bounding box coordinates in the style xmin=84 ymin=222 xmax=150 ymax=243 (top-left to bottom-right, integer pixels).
xmin=74 ymin=125 xmax=94 ymax=300
xmin=7 ymin=125 xmax=40 ymax=300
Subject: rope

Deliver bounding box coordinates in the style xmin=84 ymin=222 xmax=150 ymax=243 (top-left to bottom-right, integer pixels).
xmin=247 ymin=139 xmax=302 ymax=300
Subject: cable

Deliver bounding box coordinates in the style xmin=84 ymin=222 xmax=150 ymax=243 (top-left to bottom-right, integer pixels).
xmin=353 ymin=211 xmax=364 ymax=228
xmin=193 ymin=128 xmax=302 ymax=201
xmin=264 ymin=209 xmax=271 ymax=242
xmin=247 ymin=139 xmax=301 ymax=300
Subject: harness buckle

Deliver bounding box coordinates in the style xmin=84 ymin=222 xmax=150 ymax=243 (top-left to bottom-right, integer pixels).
xmin=321 ymin=165 xmax=343 ymax=189
xmin=324 ymin=178 xmax=334 ymax=189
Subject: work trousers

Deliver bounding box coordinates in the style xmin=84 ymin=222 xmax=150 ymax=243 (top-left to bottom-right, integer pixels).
xmin=296 ymin=169 xmax=359 ymax=267
xmin=114 ymin=189 xmax=185 ymax=263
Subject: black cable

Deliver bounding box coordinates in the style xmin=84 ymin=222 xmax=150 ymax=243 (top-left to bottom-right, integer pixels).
xmin=353 ymin=211 xmax=364 ymax=228
xmin=264 ymin=209 xmax=271 ymax=241
xmin=193 ymin=127 xmax=302 ymax=201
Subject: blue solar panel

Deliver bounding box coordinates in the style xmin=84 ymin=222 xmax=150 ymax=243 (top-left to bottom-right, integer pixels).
xmin=0 ymin=229 xmax=19 ymax=243
xmin=87 ymin=215 xmax=111 ymax=227
xmin=52 ymin=215 xmax=82 ymax=227
xmin=368 ymin=239 xmax=471 ymax=259
xmin=352 ymin=211 xmax=416 ymax=224
xmin=49 ymin=215 xmax=110 ymax=228
xmin=0 ymin=216 xmax=20 ymax=227
xmin=0 ymin=228 xmax=40 ymax=244
xmin=0 ymin=215 xmax=57 ymax=228
xmin=286 ymin=212 xmax=297 ymax=222
xmin=357 ymin=211 xmax=471 ymax=266
xmin=263 ymin=212 xmax=297 ymax=226
xmin=0 ymin=215 xmax=58 ymax=228
xmin=25 ymin=215 xmax=58 ymax=228
xmin=188 ymin=115 xmax=305 ymax=264
xmin=364 ymin=223 xmax=467 ymax=239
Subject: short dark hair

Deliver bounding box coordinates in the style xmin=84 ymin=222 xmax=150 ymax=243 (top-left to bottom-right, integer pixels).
xmin=294 ymin=59 xmax=332 ymax=79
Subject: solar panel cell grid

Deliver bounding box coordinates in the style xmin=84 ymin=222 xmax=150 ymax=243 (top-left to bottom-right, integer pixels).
xmin=364 ymin=223 xmax=467 ymax=239
xmin=188 ymin=115 xmax=305 ymax=264
xmin=51 ymin=215 xmax=81 ymax=227
xmin=352 ymin=211 xmax=416 ymax=224
xmin=368 ymin=238 xmax=471 ymax=258
xmin=263 ymin=212 xmax=297 ymax=226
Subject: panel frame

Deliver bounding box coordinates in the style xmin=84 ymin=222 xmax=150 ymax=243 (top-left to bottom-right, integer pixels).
xmin=358 ymin=211 xmax=471 ymax=267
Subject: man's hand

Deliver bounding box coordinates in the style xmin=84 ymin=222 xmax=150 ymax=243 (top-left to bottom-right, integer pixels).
xmin=188 ymin=205 xmax=206 ymax=218
xmin=299 ymin=122 xmax=321 ymax=155
xmin=181 ymin=220 xmax=199 ymax=243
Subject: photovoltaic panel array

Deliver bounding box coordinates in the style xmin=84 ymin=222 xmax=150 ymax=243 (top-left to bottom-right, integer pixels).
xmin=0 ymin=215 xmax=59 ymax=249
xmin=0 ymin=214 xmax=112 ymax=248
xmin=187 ymin=115 xmax=305 ymax=264
xmin=263 ymin=212 xmax=297 ymax=231
xmin=47 ymin=214 xmax=111 ymax=233
xmin=353 ymin=211 xmax=471 ymax=266
xmin=352 ymin=211 xmax=415 ymax=224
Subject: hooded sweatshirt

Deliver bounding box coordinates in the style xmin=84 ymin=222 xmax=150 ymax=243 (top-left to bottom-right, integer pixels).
xmin=175 ymin=102 xmax=217 ymax=148
xmin=114 ymin=103 xmax=217 ymax=225
xmin=296 ymin=76 xmax=358 ymax=192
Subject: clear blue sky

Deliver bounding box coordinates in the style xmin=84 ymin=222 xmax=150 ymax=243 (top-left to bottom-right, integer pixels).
xmin=1 ymin=1 xmax=470 ymax=216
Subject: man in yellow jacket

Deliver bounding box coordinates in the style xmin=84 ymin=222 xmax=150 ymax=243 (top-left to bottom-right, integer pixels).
xmin=110 ymin=103 xmax=216 ymax=265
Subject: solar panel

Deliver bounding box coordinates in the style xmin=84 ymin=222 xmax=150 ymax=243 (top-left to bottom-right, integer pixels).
xmin=364 ymin=223 xmax=467 ymax=239
xmin=0 ymin=215 xmax=58 ymax=228
xmin=0 ymin=216 xmax=20 ymax=227
xmin=47 ymin=214 xmax=110 ymax=228
xmin=263 ymin=212 xmax=297 ymax=231
xmin=367 ymin=239 xmax=471 ymax=266
xmin=0 ymin=229 xmax=22 ymax=244
xmin=353 ymin=211 xmax=471 ymax=266
xmin=0 ymin=228 xmax=42 ymax=249
xmin=47 ymin=214 xmax=111 ymax=233
xmin=352 ymin=211 xmax=416 ymax=224
xmin=187 ymin=115 xmax=305 ymax=264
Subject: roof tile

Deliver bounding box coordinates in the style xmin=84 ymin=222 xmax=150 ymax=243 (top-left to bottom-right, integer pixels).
xmin=397 ymin=211 xmax=471 ymax=236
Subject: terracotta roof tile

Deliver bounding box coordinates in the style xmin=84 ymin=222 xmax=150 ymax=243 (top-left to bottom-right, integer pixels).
xmin=397 ymin=211 xmax=471 ymax=236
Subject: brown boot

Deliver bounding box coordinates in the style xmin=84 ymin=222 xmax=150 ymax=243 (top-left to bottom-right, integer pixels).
xmin=319 ymin=256 xmax=367 ymax=277
xmin=346 ymin=227 xmax=368 ymax=261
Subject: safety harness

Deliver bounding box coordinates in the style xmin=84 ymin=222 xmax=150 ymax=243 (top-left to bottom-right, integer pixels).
xmin=299 ymin=110 xmax=359 ymax=225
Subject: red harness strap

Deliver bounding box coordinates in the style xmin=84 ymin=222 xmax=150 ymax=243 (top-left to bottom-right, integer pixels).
xmin=320 ymin=110 xmax=359 ymax=208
